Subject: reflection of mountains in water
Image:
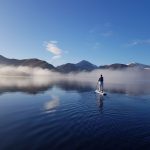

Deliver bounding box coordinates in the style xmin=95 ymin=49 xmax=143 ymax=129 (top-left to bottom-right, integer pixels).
xmin=0 ymin=77 xmax=52 ymax=94
xmin=0 ymin=77 xmax=94 ymax=94
xmin=0 ymin=77 xmax=150 ymax=96
xmin=106 ymin=83 xmax=150 ymax=96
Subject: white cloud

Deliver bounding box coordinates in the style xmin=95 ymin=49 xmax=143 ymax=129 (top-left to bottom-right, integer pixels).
xmin=52 ymin=55 xmax=62 ymax=60
xmin=46 ymin=41 xmax=62 ymax=55
xmin=127 ymin=39 xmax=150 ymax=46
xmin=44 ymin=41 xmax=69 ymax=65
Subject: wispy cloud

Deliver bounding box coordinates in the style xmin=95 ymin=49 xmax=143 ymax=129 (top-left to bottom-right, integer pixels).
xmin=52 ymin=55 xmax=62 ymax=60
xmin=44 ymin=41 xmax=67 ymax=63
xmin=127 ymin=39 xmax=150 ymax=46
xmin=46 ymin=41 xmax=62 ymax=55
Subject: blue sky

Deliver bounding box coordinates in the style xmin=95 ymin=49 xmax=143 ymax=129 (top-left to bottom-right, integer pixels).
xmin=0 ymin=0 xmax=150 ymax=66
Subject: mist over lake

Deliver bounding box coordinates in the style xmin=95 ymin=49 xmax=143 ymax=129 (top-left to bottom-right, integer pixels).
xmin=0 ymin=75 xmax=150 ymax=150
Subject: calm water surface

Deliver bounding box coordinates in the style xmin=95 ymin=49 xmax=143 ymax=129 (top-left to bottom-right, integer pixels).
xmin=0 ymin=77 xmax=150 ymax=150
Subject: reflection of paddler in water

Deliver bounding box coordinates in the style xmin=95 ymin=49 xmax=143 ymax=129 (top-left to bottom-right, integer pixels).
xmin=96 ymin=94 xmax=104 ymax=113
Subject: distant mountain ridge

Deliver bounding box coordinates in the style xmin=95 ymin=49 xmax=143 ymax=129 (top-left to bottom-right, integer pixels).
xmin=99 ymin=62 xmax=150 ymax=70
xmin=99 ymin=63 xmax=128 ymax=70
xmin=57 ymin=60 xmax=98 ymax=73
xmin=0 ymin=55 xmax=56 ymax=70
xmin=126 ymin=62 xmax=150 ymax=69
xmin=76 ymin=60 xmax=98 ymax=71
xmin=0 ymin=55 xmax=150 ymax=72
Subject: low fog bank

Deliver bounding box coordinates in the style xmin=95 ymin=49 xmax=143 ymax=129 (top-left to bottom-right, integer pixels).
xmin=0 ymin=65 xmax=149 ymax=95
xmin=67 ymin=69 xmax=150 ymax=84
xmin=0 ymin=65 xmax=150 ymax=84
xmin=0 ymin=65 xmax=58 ymax=77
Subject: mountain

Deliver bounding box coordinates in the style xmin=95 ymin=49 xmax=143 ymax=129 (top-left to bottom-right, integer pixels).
xmin=99 ymin=63 xmax=150 ymax=70
xmin=56 ymin=63 xmax=80 ymax=73
xmin=99 ymin=63 xmax=128 ymax=70
xmin=76 ymin=60 xmax=98 ymax=71
xmin=0 ymin=55 xmax=56 ymax=70
xmin=56 ymin=60 xmax=98 ymax=73
xmin=0 ymin=55 xmax=150 ymax=72
xmin=127 ymin=62 xmax=150 ymax=69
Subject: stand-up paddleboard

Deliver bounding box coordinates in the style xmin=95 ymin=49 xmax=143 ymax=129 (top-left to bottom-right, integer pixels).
xmin=95 ymin=90 xmax=107 ymax=96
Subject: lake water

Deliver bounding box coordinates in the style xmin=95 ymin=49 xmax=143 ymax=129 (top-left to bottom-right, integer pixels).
xmin=0 ymin=77 xmax=150 ymax=150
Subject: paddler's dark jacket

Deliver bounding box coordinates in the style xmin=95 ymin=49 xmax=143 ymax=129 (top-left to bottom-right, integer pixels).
xmin=98 ymin=76 xmax=103 ymax=82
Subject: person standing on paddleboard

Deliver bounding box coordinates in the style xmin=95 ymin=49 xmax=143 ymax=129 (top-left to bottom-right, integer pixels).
xmin=98 ymin=74 xmax=104 ymax=92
